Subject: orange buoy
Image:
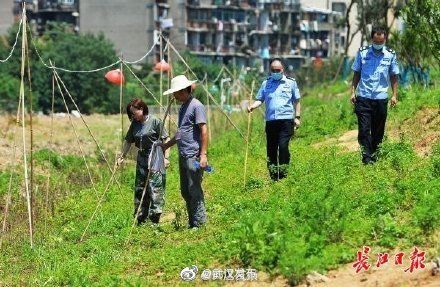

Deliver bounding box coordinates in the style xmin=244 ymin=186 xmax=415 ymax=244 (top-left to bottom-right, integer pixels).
xmin=105 ymin=69 xmax=124 ymax=85
xmin=154 ymin=59 xmax=171 ymax=72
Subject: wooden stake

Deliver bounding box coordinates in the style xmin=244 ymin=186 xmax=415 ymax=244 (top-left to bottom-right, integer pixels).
xmin=204 ymin=73 xmax=212 ymax=141
xmin=19 ymin=5 xmax=33 ymax=248
xmin=25 ymin=21 xmax=34 ymax=234
xmin=159 ymin=30 xmax=163 ymax=119
xmin=243 ymin=81 xmax=255 ymax=188
xmin=119 ymin=53 xmax=124 ymax=147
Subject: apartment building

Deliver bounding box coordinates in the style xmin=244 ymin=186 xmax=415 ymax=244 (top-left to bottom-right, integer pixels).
xmin=12 ymin=0 xmax=79 ymax=34
xmin=185 ymin=0 xmax=347 ymax=69
xmin=3 ymin=1 xmax=386 ymax=68
xmin=0 ymin=0 xmax=14 ymax=35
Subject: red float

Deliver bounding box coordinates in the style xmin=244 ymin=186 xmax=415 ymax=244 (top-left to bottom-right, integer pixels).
xmin=154 ymin=59 xmax=171 ymax=72
xmin=105 ymin=69 xmax=124 ymax=85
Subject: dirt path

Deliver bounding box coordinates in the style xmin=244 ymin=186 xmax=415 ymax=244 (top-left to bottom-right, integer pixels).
xmin=223 ymin=260 xmax=439 ymax=287
xmin=297 ymin=261 xmax=439 ymax=287
xmin=313 ymin=107 xmax=439 ymax=156
xmin=312 ymin=129 xmax=359 ymax=152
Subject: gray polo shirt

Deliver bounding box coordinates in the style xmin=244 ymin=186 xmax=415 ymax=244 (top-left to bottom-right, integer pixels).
xmin=177 ymin=96 xmax=207 ymax=158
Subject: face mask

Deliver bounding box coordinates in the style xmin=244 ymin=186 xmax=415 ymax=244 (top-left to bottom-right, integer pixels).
xmin=271 ymin=72 xmax=283 ymax=81
xmin=372 ymin=43 xmax=384 ymax=51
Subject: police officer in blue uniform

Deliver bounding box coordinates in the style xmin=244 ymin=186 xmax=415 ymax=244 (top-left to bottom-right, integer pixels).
xmin=351 ymin=26 xmax=399 ymax=164
xmin=248 ymin=58 xmax=301 ymax=180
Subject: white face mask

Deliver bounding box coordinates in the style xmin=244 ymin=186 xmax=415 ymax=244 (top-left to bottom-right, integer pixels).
xmin=372 ymin=43 xmax=384 ymax=50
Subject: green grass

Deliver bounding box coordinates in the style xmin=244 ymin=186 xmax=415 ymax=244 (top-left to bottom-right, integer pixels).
xmin=0 ymin=81 xmax=439 ymax=286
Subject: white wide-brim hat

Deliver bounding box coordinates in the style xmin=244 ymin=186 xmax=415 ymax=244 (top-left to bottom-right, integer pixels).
xmin=163 ymin=75 xmax=197 ymax=96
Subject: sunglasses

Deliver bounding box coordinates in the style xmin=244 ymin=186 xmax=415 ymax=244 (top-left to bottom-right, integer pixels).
xmin=271 ymin=69 xmax=282 ymax=73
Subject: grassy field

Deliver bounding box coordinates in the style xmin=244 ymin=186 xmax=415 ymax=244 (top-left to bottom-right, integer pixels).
xmin=0 ymin=80 xmax=439 ymax=286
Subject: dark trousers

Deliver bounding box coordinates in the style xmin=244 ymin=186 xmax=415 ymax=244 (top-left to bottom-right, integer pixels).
xmin=178 ymin=156 xmax=206 ymax=228
xmin=354 ymin=97 xmax=388 ymax=164
xmin=265 ymin=119 xmax=294 ymax=180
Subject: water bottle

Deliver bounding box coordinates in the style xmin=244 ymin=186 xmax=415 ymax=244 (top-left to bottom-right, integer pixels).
xmin=193 ymin=161 xmax=214 ymax=173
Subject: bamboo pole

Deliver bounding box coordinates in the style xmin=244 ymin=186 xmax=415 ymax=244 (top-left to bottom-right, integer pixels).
xmin=119 ymin=53 xmax=124 ymax=147
xmin=159 ymin=30 xmax=163 ymax=119
xmin=205 ymin=73 xmax=212 ymax=142
xmin=165 ymin=38 xmax=245 ymax=139
xmin=125 ymin=99 xmax=174 ymax=245
xmin=19 ymin=5 xmax=33 ymax=248
xmin=167 ymin=36 xmax=172 ymax=135
xmin=243 ymin=81 xmax=255 ymax=188
xmin=0 ymin=84 xmax=23 ymax=248
xmin=25 ymin=21 xmax=34 ymax=231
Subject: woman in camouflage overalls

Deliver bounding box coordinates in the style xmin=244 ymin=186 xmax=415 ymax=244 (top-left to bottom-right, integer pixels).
xmin=117 ymin=98 xmax=170 ymax=225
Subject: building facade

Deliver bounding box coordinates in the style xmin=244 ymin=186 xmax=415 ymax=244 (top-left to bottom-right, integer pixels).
xmin=2 ymin=0 xmax=399 ymax=67
xmin=184 ymin=0 xmax=348 ymax=69
xmin=0 ymin=0 xmax=14 ymax=35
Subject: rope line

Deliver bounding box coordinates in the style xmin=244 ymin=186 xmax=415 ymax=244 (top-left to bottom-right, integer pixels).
xmin=51 ymin=67 xmax=123 ymax=191
xmin=52 ymin=68 xmax=100 ymax=200
xmin=164 ymin=36 xmax=246 ymax=140
xmin=28 ymin=20 xmax=157 ymax=73
xmin=28 ymin=27 xmax=121 ymax=73
xmin=123 ymin=39 xmax=158 ymax=64
xmin=125 ymin=99 xmax=174 ymax=244
xmin=122 ymin=61 xmax=178 ymax=128
xmin=0 ymin=18 xmax=22 ymax=63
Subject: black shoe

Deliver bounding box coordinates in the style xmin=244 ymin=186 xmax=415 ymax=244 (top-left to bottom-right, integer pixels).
xmin=136 ymin=218 xmax=147 ymax=226
xmin=269 ymin=172 xmax=279 ymax=181
xmin=362 ymin=153 xmax=375 ymax=165
xmin=149 ymin=213 xmax=161 ymax=224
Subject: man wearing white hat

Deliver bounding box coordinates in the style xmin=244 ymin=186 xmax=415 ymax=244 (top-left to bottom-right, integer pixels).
xmin=161 ymin=75 xmax=208 ymax=228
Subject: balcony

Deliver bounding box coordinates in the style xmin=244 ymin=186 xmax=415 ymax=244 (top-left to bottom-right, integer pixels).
xmin=38 ymin=0 xmax=78 ymax=12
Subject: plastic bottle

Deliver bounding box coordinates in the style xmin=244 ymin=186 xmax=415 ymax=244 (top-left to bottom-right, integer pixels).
xmin=193 ymin=161 xmax=214 ymax=173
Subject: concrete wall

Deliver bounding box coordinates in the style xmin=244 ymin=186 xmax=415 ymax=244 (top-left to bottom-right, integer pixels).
xmin=80 ymin=0 xmax=152 ymax=62
xmin=168 ymin=0 xmax=186 ymax=50
xmin=0 ymin=0 xmax=14 ymax=35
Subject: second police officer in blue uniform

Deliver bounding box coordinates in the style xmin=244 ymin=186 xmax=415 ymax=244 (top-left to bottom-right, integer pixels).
xmin=248 ymin=58 xmax=301 ymax=181
xmin=351 ymin=26 xmax=400 ymax=164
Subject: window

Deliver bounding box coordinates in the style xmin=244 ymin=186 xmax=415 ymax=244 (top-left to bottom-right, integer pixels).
xmin=332 ymin=2 xmax=346 ymax=14
xmin=62 ymin=0 xmax=75 ymax=5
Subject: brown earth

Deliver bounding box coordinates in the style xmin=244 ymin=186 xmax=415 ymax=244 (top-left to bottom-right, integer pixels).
xmin=223 ymin=260 xmax=439 ymax=287
xmin=297 ymin=260 xmax=439 ymax=287
xmin=0 ymin=114 xmax=123 ymax=171
xmin=390 ymin=107 xmax=440 ymax=156
xmin=313 ymin=107 xmax=439 ymax=156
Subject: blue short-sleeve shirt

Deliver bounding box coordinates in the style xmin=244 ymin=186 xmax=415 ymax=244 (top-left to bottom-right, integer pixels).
xmin=352 ymin=45 xmax=400 ymax=100
xmin=255 ymin=74 xmax=301 ymax=121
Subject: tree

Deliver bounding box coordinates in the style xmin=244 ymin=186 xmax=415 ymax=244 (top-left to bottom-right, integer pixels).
xmin=403 ymin=0 xmax=440 ymax=64
xmin=32 ymin=22 xmax=119 ymax=114
xmin=0 ymin=22 xmax=120 ymax=114
xmin=0 ymin=74 xmax=20 ymax=113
